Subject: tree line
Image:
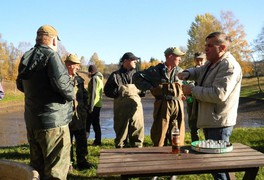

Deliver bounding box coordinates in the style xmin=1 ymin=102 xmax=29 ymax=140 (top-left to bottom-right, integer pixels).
xmin=0 ymin=11 xmax=263 ymax=82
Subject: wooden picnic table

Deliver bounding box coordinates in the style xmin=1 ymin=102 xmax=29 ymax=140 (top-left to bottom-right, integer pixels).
xmin=97 ymin=143 xmax=264 ymax=179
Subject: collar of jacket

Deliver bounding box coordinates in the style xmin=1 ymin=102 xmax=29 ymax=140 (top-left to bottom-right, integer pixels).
xmin=119 ymin=67 xmax=135 ymax=73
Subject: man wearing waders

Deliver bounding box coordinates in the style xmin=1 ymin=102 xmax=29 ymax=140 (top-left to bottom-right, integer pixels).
xmin=104 ymin=52 xmax=145 ymax=148
xmin=133 ymin=47 xmax=185 ymax=147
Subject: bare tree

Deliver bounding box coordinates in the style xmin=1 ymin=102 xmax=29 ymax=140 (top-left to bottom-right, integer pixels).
xmin=252 ymin=26 xmax=264 ymax=93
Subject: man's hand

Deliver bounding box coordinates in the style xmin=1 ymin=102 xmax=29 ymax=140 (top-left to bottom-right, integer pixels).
xmin=182 ymin=84 xmax=193 ymax=95
xmin=178 ymin=71 xmax=190 ymax=80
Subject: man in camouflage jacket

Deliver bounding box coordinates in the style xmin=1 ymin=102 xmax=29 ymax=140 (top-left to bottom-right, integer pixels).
xmin=65 ymin=54 xmax=93 ymax=170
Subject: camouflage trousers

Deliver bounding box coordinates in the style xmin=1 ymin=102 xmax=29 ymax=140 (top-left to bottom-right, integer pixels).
xmin=27 ymin=124 xmax=71 ymax=180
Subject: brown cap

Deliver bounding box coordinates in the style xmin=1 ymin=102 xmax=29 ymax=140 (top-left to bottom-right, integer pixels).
xmin=65 ymin=54 xmax=81 ymax=64
xmin=37 ymin=25 xmax=60 ymax=40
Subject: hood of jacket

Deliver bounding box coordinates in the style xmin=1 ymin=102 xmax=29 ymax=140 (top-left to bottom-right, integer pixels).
xmin=18 ymin=45 xmax=54 ymax=80
xmin=92 ymin=71 xmax=104 ymax=80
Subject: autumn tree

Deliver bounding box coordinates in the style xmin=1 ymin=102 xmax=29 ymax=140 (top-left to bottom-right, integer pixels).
xmin=104 ymin=63 xmax=118 ymax=78
xmin=88 ymin=52 xmax=105 ymax=74
xmin=0 ymin=36 xmax=10 ymax=81
xmin=185 ymin=12 xmax=253 ymax=76
xmin=220 ymin=11 xmax=253 ymax=75
xmin=183 ymin=13 xmax=222 ymax=68
xmin=79 ymin=56 xmax=87 ymax=71
xmin=7 ymin=43 xmax=20 ymax=81
xmin=140 ymin=57 xmax=161 ymax=70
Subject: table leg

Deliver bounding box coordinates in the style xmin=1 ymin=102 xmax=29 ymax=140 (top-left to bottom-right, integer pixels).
xmin=243 ymin=167 xmax=259 ymax=180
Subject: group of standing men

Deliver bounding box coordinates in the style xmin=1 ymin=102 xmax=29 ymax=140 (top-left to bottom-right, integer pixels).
xmin=16 ymin=24 xmax=103 ymax=179
xmin=16 ymin=23 xmax=242 ymax=180
xmin=106 ymin=32 xmax=242 ymax=180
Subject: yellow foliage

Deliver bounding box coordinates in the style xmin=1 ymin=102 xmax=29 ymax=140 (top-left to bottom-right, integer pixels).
xmin=140 ymin=60 xmax=160 ymax=70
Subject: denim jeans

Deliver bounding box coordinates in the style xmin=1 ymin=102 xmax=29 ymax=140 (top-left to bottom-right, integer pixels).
xmin=203 ymin=126 xmax=233 ymax=180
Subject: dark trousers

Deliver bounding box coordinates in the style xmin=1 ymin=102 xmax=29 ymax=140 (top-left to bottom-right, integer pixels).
xmin=70 ymin=128 xmax=88 ymax=165
xmin=86 ymin=106 xmax=102 ymax=144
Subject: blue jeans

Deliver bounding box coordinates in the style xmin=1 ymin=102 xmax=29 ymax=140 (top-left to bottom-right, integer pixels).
xmin=203 ymin=126 xmax=233 ymax=180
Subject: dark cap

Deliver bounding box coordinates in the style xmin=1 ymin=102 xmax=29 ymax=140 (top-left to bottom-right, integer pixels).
xmin=120 ymin=52 xmax=139 ymax=62
xmin=164 ymin=47 xmax=185 ymax=56
xmin=194 ymin=52 xmax=206 ymax=59
xmin=88 ymin=65 xmax=98 ymax=74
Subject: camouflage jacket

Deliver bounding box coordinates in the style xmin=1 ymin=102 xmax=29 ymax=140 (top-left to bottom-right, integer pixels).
xmin=69 ymin=74 xmax=88 ymax=131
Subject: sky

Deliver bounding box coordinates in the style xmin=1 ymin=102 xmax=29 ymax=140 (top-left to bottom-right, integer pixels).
xmin=1 ymin=0 xmax=263 ymax=64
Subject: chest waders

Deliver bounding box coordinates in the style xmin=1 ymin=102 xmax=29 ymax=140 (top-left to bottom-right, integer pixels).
xmin=150 ymin=82 xmax=185 ymax=147
xmin=113 ymin=84 xmax=144 ymax=148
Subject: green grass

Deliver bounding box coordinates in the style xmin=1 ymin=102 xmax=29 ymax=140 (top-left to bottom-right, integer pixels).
xmin=0 ymin=93 xmax=24 ymax=103
xmin=1 ymin=128 xmax=264 ymax=180
xmin=240 ymin=76 xmax=264 ymax=100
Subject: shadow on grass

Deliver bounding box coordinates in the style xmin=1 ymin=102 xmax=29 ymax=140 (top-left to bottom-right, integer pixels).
xmin=0 ymin=144 xmax=30 ymax=160
xmin=249 ymin=140 xmax=264 ymax=153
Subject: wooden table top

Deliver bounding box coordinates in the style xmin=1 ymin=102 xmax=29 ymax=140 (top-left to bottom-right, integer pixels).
xmin=97 ymin=143 xmax=264 ymax=178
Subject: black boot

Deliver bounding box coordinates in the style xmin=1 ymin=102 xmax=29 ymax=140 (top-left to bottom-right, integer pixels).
xmin=77 ymin=161 xmax=94 ymax=170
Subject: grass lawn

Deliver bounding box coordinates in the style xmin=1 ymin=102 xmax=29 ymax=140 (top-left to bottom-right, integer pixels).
xmin=241 ymin=76 xmax=264 ymax=100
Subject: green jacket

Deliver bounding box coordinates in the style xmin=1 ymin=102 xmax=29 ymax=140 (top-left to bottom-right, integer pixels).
xmin=16 ymin=44 xmax=74 ymax=130
xmin=133 ymin=63 xmax=183 ymax=92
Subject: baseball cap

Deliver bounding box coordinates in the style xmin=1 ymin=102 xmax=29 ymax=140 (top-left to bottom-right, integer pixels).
xmin=164 ymin=47 xmax=185 ymax=56
xmin=65 ymin=54 xmax=81 ymax=64
xmin=120 ymin=52 xmax=139 ymax=62
xmin=194 ymin=52 xmax=206 ymax=59
xmin=37 ymin=25 xmax=60 ymax=41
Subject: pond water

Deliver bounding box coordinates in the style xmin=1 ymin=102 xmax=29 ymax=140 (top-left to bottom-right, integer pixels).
xmin=89 ymin=96 xmax=264 ymax=139
xmin=0 ymin=96 xmax=263 ymax=146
